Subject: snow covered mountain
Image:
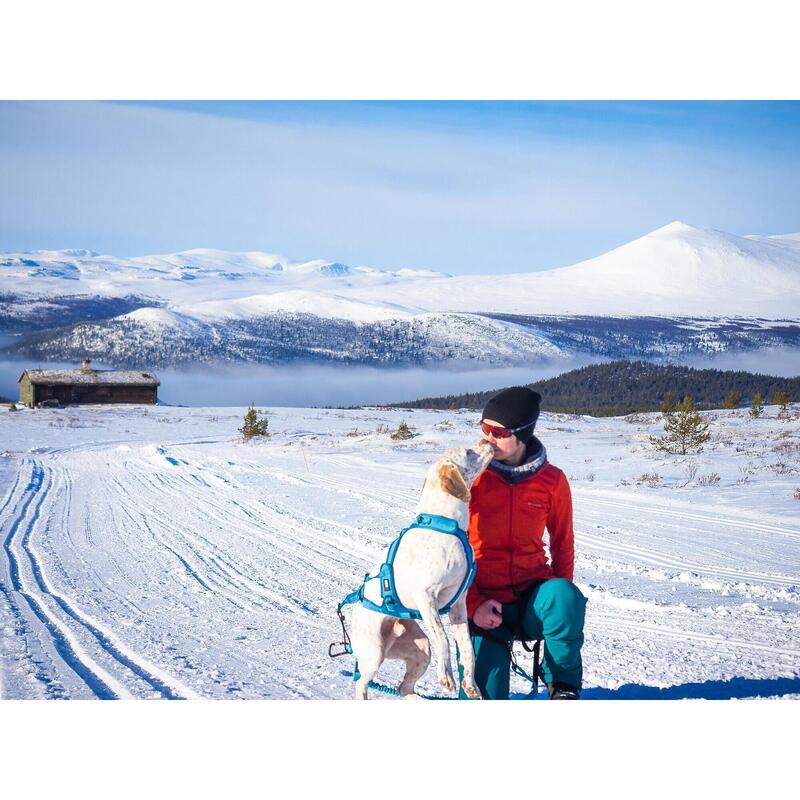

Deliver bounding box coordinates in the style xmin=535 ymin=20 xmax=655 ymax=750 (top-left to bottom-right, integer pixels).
xmin=0 ymin=247 xmax=445 ymax=305
xmin=345 ymin=221 xmax=800 ymax=317
xmin=2 ymin=222 xmax=799 ymax=368
xmin=3 ymin=221 xmax=799 ymax=318
xmin=4 ymin=308 xmax=567 ymax=369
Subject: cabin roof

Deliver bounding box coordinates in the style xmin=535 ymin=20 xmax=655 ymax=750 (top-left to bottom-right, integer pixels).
xmin=18 ymin=368 xmax=160 ymax=387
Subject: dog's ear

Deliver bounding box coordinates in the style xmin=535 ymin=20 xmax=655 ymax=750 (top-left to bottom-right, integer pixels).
xmin=437 ymin=462 xmax=470 ymax=502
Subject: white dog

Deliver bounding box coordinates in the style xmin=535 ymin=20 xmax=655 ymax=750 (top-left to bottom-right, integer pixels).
xmin=348 ymin=441 xmax=495 ymax=700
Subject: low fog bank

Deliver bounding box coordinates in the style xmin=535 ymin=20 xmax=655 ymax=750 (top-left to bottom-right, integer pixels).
xmin=0 ymin=355 xmax=603 ymax=407
xmin=147 ymin=357 xmax=606 ymax=408
xmin=680 ymin=347 xmax=800 ymax=378
xmin=1 ymin=348 xmax=798 ymax=408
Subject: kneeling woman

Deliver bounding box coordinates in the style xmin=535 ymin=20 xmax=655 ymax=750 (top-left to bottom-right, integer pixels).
xmin=460 ymin=386 xmax=587 ymax=700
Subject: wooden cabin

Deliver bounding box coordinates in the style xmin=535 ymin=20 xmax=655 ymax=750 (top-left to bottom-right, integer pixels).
xmin=18 ymin=359 xmax=160 ymax=408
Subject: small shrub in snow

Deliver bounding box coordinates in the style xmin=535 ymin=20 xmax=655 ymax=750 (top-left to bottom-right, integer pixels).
xmin=773 ymin=439 xmax=799 ymax=456
xmin=771 ymin=390 xmax=791 ymax=415
xmin=722 ymin=389 xmax=741 ymax=409
xmin=698 ymin=472 xmax=721 ymax=486
xmin=749 ymin=392 xmax=764 ymax=418
xmin=586 ymin=473 xmax=595 ymax=482
xmin=737 ymin=463 xmax=757 ymax=484
xmin=794 ymin=488 xmax=800 ymax=500
xmin=240 ymin=403 xmax=269 ymax=440
xmin=681 ymin=461 xmax=698 ymax=486
xmin=769 ymin=462 xmax=797 ymax=476
xmin=649 ymin=395 xmax=710 ymax=455
xmin=637 ymin=472 xmax=661 ymax=488
xmin=391 ymin=420 xmax=414 ymax=441
xmin=7 ymin=402 xmax=17 ymax=412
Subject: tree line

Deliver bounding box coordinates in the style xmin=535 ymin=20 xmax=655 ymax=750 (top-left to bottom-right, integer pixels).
xmin=386 ymin=360 xmax=799 ymax=416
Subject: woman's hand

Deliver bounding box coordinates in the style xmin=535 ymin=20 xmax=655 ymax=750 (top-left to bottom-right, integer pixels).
xmin=474 ymin=599 xmax=503 ymax=629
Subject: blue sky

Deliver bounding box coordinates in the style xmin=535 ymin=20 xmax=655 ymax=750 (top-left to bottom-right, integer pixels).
xmin=1 ymin=101 xmax=798 ymax=275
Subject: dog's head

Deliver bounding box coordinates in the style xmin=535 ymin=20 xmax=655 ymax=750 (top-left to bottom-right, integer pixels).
xmin=427 ymin=442 xmax=495 ymax=503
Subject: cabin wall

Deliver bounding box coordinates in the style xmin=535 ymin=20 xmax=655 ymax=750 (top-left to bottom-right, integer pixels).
xmin=18 ymin=375 xmax=34 ymax=407
xmin=24 ymin=380 xmax=158 ymax=406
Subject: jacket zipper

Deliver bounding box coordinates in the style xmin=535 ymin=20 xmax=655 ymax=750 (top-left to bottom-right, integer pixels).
xmin=508 ymin=479 xmax=514 ymax=592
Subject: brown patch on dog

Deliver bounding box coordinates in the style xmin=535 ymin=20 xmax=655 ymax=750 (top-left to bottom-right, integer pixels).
xmin=436 ymin=463 xmax=471 ymax=502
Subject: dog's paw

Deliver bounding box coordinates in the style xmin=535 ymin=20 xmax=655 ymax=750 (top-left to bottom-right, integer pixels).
xmin=439 ymin=670 xmax=456 ymax=692
xmin=462 ymin=681 xmax=482 ymax=700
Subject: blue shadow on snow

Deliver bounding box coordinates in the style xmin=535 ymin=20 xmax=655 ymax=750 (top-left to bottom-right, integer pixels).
xmin=543 ymin=675 xmax=800 ymax=700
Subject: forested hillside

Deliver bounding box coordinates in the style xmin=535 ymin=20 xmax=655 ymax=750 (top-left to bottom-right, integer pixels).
xmin=387 ymin=360 xmax=800 ymax=416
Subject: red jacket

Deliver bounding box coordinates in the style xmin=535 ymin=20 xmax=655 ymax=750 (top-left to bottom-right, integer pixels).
xmin=466 ymin=462 xmax=574 ymax=618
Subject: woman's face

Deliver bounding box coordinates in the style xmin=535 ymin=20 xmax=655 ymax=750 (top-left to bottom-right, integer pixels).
xmin=480 ymin=417 xmax=527 ymax=463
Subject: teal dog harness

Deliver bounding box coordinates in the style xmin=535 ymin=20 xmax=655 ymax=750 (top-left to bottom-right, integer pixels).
xmin=339 ymin=513 xmax=476 ymax=622
xmin=329 ymin=513 xmax=477 ymax=691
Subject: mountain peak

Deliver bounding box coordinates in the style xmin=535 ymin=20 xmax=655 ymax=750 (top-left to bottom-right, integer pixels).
xmin=648 ymin=220 xmax=702 ymax=236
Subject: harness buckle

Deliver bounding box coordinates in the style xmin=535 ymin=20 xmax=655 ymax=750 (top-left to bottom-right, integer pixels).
xmin=328 ymin=641 xmax=352 ymax=658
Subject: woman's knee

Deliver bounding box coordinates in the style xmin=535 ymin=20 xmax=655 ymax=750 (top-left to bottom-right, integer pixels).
xmin=537 ymin=579 xmax=587 ymax=625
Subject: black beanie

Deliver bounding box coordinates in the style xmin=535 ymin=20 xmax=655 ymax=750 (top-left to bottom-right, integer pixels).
xmin=482 ymin=386 xmax=541 ymax=442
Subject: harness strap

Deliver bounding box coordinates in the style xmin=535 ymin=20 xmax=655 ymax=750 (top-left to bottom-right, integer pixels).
xmin=336 ymin=513 xmax=475 ymax=621
xmin=330 ymin=513 xmax=477 ymax=689
xmin=328 ymin=603 xmax=354 ymax=658
xmin=521 ymin=637 xmax=542 ymax=693
xmin=471 ymin=619 xmax=543 ymax=697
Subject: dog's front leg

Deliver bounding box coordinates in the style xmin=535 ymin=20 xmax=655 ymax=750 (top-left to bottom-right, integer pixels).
xmin=416 ymin=594 xmax=456 ymax=692
xmin=449 ymin=594 xmax=482 ymax=699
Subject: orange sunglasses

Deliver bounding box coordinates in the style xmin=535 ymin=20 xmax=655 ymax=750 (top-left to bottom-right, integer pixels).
xmin=480 ymin=420 xmax=530 ymax=439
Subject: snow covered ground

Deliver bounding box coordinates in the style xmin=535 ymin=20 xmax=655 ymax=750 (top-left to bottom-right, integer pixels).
xmin=1 ymin=402 xmax=798 ymax=700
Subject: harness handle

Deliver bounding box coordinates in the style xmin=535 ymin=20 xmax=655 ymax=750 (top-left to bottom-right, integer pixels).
xmin=510 ymin=639 xmax=542 ymax=696
xmin=328 ymin=604 xmax=353 ymax=659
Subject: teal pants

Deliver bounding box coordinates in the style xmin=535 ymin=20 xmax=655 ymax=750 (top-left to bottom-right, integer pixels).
xmin=458 ymin=578 xmax=587 ymax=700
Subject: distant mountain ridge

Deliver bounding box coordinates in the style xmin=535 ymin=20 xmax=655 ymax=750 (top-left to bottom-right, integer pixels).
xmin=2 ymin=221 xmax=799 ymax=369
xmin=4 ymin=221 xmax=800 ymax=317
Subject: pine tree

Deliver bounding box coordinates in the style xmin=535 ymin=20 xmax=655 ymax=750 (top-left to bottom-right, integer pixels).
xmin=661 ymin=391 xmax=677 ymax=416
xmin=771 ymin=390 xmax=791 ymax=414
xmin=749 ymin=392 xmax=764 ymax=418
xmin=390 ymin=420 xmax=414 ymax=441
xmin=239 ymin=403 xmax=269 ymax=440
xmin=650 ymin=395 xmax=710 ymax=455
xmin=722 ymin=389 xmax=741 ymax=409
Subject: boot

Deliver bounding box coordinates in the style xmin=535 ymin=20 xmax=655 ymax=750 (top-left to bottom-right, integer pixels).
xmin=547 ymin=681 xmax=580 ymax=700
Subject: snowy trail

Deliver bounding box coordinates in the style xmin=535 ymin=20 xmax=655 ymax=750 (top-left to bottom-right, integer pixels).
xmin=575 ymin=526 xmax=797 ymax=588
xmin=2 ymin=460 xmax=127 ymax=698
xmin=575 ymin=494 xmax=800 ymax=541
xmin=1 ymin=404 xmax=798 ymax=699
xmin=1 ymin=456 xmax=202 ymax=699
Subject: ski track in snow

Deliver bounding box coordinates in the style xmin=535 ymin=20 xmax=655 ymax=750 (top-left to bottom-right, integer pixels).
xmin=0 ymin=405 xmax=799 ymax=699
